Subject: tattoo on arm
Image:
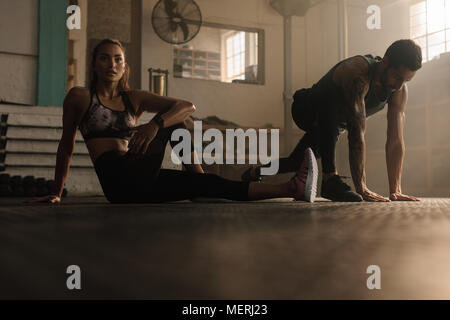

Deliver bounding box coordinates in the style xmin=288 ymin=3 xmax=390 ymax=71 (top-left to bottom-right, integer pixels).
xmin=344 ymin=76 xmax=368 ymax=192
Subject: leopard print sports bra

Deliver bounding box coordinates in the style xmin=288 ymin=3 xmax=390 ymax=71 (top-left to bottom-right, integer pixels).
xmin=78 ymin=90 xmax=137 ymax=141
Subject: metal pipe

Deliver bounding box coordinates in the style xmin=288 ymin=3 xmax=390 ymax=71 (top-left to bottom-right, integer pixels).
xmin=149 ymin=68 xmax=153 ymax=93
xmin=283 ymin=15 xmax=293 ymax=155
xmin=337 ymin=0 xmax=348 ymax=60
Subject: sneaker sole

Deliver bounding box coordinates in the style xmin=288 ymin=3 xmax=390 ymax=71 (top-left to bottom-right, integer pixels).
xmin=304 ymin=148 xmax=318 ymax=203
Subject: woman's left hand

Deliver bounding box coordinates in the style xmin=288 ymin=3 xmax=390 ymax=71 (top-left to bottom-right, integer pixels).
xmin=127 ymin=121 xmax=159 ymax=154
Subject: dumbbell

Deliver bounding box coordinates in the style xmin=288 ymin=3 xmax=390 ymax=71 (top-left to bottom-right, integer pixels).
xmin=0 ymin=173 xmax=10 ymax=185
xmin=11 ymin=175 xmax=24 ymax=197
xmin=11 ymin=175 xmax=23 ymax=187
xmin=23 ymin=176 xmax=37 ymax=197
xmin=0 ymin=174 xmax=12 ymax=197
xmin=0 ymin=184 xmax=12 ymax=197
xmin=36 ymin=178 xmax=49 ymax=197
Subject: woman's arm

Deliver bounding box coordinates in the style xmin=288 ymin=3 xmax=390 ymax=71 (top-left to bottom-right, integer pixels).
xmin=26 ymin=87 xmax=89 ymax=203
xmin=132 ymin=90 xmax=196 ymax=126
xmin=127 ymin=90 xmax=196 ymax=154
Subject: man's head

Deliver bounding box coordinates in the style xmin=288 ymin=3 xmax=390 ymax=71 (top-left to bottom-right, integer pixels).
xmin=379 ymin=39 xmax=422 ymax=96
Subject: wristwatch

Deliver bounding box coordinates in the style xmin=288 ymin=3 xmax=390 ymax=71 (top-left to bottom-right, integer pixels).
xmin=153 ymin=114 xmax=164 ymax=128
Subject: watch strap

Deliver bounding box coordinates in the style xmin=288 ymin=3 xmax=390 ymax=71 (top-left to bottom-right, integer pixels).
xmin=153 ymin=114 xmax=164 ymax=128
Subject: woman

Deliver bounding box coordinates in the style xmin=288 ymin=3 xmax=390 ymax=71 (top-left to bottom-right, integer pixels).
xmin=28 ymin=39 xmax=317 ymax=204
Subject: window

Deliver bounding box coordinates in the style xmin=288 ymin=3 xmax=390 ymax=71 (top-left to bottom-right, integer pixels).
xmin=410 ymin=0 xmax=450 ymax=62
xmin=223 ymin=31 xmax=259 ymax=83
xmin=173 ymin=23 xmax=264 ymax=84
xmin=225 ymin=32 xmax=245 ymax=81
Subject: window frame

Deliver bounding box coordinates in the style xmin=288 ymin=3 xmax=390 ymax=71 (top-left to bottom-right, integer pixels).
xmin=410 ymin=0 xmax=450 ymax=62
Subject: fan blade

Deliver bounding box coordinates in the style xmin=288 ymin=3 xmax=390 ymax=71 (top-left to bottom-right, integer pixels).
xmin=184 ymin=8 xmax=200 ymax=18
xmin=152 ymin=16 xmax=172 ymax=20
xmin=170 ymin=20 xmax=178 ymax=33
xmin=164 ymin=0 xmax=177 ymax=18
xmin=179 ymin=21 xmax=190 ymax=41
xmin=178 ymin=0 xmax=192 ymax=17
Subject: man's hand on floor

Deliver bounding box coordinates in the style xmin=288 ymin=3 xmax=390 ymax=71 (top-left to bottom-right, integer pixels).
xmin=389 ymin=193 xmax=421 ymax=201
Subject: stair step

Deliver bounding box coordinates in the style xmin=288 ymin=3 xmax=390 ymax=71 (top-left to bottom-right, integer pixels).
xmin=5 ymin=127 xmax=85 ymax=141
xmin=4 ymin=113 xmax=62 ymax=127
xmin=5 ymin=139 xmax=88 ymax=153
xmin=5 ymin=153 xmax=92 ymax=166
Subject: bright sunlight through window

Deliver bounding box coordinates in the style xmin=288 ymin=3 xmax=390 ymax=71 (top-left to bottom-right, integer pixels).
xmin=410 ymin=0 xmax=450 ymax=62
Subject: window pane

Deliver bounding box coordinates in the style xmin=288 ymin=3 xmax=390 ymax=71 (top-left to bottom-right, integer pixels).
xmin=428 ymin=30 xmax=445 ymax=46
xmin=428 ymin=0 xmax=446 ymax=33
xmin=233 ymin=34 xmax=240 ymax=52
xmin=415 ymin=35 xmax=427 ymax=47
xmin=428 ymin=43 xmax=445 ymax=59
xmin=411 ymin=24 xmax=427 ymax=38
xmin=410 ymin=12 xmax=427 ymax=27
xmin=410 ymin=1 xmax=426 ymax=16
xmin=233 ymin=55 xmax=240 ymax=74
xmin=446 ymin=0 xmax=450 ymax=28
xmin=227 ymin=57 xmax=232 ymax=76
xmin=227 ymin=37 xmax=233 ymax=57
xmin=225 ymin=32 xmax=247 ymax=78
xmin=240 ymin=33 xmax=245 ymax=54
xmin=415 ymin=36 xmax=428 ymax=61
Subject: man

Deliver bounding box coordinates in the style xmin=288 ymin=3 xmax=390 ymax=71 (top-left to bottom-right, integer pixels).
xmin=242 ymin=39 xmax=422 ymax=202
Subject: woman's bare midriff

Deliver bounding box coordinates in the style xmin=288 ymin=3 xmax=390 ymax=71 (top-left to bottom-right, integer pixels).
xmin=86 ymin=137 xmax=129 ymax=163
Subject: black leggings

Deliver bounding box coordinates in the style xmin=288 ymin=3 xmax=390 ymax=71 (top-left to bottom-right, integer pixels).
xmin=261 ymin=88 xmax=342 ymax=175
xmin=93 ymin=123 xmax=250 ymax=203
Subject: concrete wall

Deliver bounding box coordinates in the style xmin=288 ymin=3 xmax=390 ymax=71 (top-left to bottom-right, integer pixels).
xmin=86 ymin=0 xmax=141 ymax=89
xmin=0 ymin=0 xmax=39 ymax=105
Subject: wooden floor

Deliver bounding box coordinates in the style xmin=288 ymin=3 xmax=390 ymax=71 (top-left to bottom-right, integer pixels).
xmin=1 ymin=197 xmax=450 ymax=299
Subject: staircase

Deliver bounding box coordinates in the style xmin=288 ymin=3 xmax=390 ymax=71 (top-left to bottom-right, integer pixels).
xmin=0 ymin=108 xmax=101 ymax=195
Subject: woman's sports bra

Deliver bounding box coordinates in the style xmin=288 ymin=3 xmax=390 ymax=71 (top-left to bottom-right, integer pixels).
xmin=78 ymin=90 xmax=137 ymax=141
